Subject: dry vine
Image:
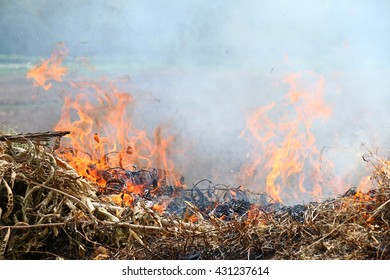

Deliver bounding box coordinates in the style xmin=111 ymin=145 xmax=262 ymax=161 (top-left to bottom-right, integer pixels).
xmin=0 ymin=134 xmax=389 ymax=259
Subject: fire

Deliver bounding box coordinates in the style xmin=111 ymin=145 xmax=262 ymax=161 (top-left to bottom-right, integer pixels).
xmin=240 ymin=72 xmax=333 ymax=203
xmin=113 ymin=193 xmax=134 ymax=207
xmin=26 ymin=44 xmax=180 ymax=206
xmin=187 ymin=214 xmax=199 ymax=223
xmin=26 ymin=42 xmax=68 ymax=90
xmin=54 ymin=78 xmax=179 ymax=193
xmin=356 ymin=176 xmax=372 ymax=193
xmin=26 ymin=45 xmax=373 ymax=210
xmin=151 ymin=203 xmax=165 ymax=213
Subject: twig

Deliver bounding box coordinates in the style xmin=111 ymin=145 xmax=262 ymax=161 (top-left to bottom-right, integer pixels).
xmin=370 ymin=199 xmax=390 ymax=219
xmin=32 ymin=183 xmax=96 ymax=221
xmin=0 ymin=131 xmax=70 ymax=142
xmin=297 ymin=215 xmax=355 ymax=253
xmin=0 ymin=222 xmax=66 ymax=230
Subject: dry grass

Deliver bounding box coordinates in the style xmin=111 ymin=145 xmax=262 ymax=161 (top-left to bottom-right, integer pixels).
xmin=0 ymin=135 xmax=389 ymax=260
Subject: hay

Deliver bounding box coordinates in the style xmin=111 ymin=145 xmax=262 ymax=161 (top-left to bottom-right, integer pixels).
xmin=0 ymin=137 xmax=389 ymax=259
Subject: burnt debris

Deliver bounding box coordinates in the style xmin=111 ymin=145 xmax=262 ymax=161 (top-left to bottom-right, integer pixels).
xmin=97 ymin=165 xmax=284 ymax=221
xmin=1 ymin=132 xmax=388 ymax=260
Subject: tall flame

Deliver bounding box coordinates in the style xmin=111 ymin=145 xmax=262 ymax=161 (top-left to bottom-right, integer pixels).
xmin=26 ymin=42 xmax=68 ymax=90
xmin=54 ymin=78 xmax=179 ymax=189
xmin=240 ymin=72 xmax=333 ymax=203
xmin=26 ymin=44 xmax=179 ymax=193
xmin=27 ymin=45 xmax=368 ymax=205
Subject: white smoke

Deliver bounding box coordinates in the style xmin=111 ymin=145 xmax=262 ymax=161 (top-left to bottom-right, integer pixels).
xmin=1 ymin=0 xmax=389 ymax=203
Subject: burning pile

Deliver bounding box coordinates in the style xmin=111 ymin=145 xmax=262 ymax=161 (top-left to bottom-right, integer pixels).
xmin=0 ymin=45 xmax=389 ymax=259
xmin=0 ymin=134 xmax=388 ymax=259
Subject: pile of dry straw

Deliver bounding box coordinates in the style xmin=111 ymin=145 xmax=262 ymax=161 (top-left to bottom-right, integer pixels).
xmin=0 ymin=132 xmax=389 ymax=259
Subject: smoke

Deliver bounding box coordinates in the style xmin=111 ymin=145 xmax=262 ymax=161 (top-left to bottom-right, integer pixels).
xmin=1 ymin=0 xmax=389 ymax=202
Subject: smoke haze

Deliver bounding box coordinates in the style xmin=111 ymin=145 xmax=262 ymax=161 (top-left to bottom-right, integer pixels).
xmin=1 ymin=0 xmax=389 ymax=202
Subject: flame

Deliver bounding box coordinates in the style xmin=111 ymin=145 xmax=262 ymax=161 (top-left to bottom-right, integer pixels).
xmin=353 ymin=191 xmax=373 ymax=202
xmin=28 ymin=45 xmax=373 ymax=211
xmin=187 ymin=214 xmax=199 ymax=223
xmin=25 ymin=44 xmax=182 ymax=208
xmin=356 ymin=176 xmax=372 ymax=193
xmin=247 ymin=206 xmax=261 ymax=221
xmin=54 ymin=78 xmax=179 ymax=191
xmin=125 ymin=181 xmax=146 ymax=195
xmin=151 ymin=203 xmax=165 ymax=213
xmin=112 ymin=193 xmax=134 ymax=207
xmin=240 ymin=72 xmax=333 ymax=203
xmin=26 ymin=42 xmax=68 ymax=90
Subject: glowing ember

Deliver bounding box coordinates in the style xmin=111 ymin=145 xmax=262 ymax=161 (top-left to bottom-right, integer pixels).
xmin=186 ymin=214 xmax=199 ymax=223
xmin=152 ymin=203 xmax=165 ymax=213
xmin=26 ymin=42 xmax=68 ymax=90
xmin=112 ymin=193 xmax=134 ymax=207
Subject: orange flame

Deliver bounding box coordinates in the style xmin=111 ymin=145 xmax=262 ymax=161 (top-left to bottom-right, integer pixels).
xmin=187 ymin=214 xmax=199 ymax=223
xmin=26 ymin=42 xmax=68 ymax=90
xmin=356 ymin=176 xmax=372 ymax=193
xmin=24 ymin=44 xmax=183 ymax=207
xmin=54 ymin=78 xmax=179 ymax=191
xmin=240 ymin=72 xmax=333 ymax=203
xmin=112 ymin=193 xmax=134 ymax=207
xmin=151 ymin=203 xmax=165 ymax=213
xmin=28 ymin=45 xmax=372 ymax=210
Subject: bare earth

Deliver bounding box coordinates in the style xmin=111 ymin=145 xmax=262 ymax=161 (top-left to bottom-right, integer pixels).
xmin=0 ymin=73 xmax=63 ymax=132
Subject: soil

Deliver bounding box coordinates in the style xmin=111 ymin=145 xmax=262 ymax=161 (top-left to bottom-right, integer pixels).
xmin=0 ymin=73 xmax=63 ymax=132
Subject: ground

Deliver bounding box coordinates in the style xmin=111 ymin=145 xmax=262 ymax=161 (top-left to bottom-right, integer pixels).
xmin=0 ymin=71 xmax=63 ymax=133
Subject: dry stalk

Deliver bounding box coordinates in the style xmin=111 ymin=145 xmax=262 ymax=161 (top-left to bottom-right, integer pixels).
xmin=1 ymin=179 xmax=13 ymax=220
xmin=0 ymin=227 xmax=10 ymax=259
xmin=0 ymin=137 xmax=389 ymax=259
